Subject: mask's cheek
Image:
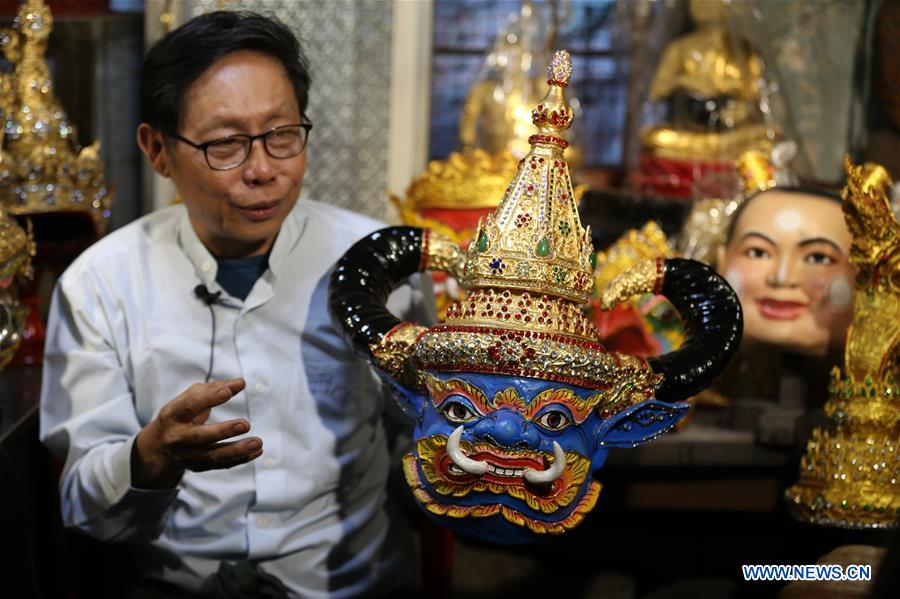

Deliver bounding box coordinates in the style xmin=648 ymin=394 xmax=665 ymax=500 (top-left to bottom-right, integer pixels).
xmin=722 ymin=266 xmax=745 ymax=298
xmin=827 ymin=276 xmax=854 ymax=311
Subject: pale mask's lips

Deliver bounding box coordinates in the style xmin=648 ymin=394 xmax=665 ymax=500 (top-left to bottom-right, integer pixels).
xmin=757 ymin=298 xmax=809 ymax=321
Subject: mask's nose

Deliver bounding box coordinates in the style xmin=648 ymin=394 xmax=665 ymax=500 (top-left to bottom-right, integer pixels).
xmin=472 ymin=411 xmax=541 ymax=449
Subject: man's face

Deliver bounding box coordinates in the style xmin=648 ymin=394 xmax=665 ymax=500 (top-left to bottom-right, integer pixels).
xmin=718 ymin=191 xmax=855 ymax=356
xmin=159 ymin=50 xmax=306 ymax=257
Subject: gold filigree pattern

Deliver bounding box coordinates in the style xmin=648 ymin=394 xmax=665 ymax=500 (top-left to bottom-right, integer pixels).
xmin=0 ymin=207 xmax=34 ymax=282
xmin=600 ymin=259 xmax=664 ymax=311
xmin=595 ymin=223 xmax=672 ymax=292
xmin=415 ymin=323 xmax=659 ymax=402
xmin=443 ymin=289 xmax=599 ymax=340
xmin=370 ymin=322 xmax=428 ymax=389
xmin=785 ymin=158 xmax=900 ymax=529
xmin=423 ymin=229 xmax=467 ymax=281
xmin=0 ymin=0 xmax=113 ymax=229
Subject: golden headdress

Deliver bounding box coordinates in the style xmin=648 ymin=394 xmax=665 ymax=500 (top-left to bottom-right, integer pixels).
xmin=0 ymin=0 xmax=113 ymax=231
xmin=785 ymin=158 xmax=900 ymax=528
xmin=410 ymin=51 xmax=658 ymax=401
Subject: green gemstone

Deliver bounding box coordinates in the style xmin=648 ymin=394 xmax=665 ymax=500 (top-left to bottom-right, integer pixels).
xmin=590 ymin=253 xmax=597 ymax=269
xmin=476 ymin=231 xmax=488 ymax=252
xmin=536 ymin=238 xmax=550 ymax=257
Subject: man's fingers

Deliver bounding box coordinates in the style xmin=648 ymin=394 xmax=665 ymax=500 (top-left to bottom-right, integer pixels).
xmin=181 ymin=437 xmax=263 ymax=472
xmin=170 ymin=419 xmax=250 ymax=448
xmin=171 ymin=379 xmax=245 ymax=421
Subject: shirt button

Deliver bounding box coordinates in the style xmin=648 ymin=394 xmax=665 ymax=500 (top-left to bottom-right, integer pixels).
xmin=255 ymin=515 xmax=269 ymax=528
xmin=264 ymin=457 xmax=276 ymax=468
xmin=201 ymin=260 xmax=213 ymax=273
xmin=254 ymin=382 xmax=268 ymax=393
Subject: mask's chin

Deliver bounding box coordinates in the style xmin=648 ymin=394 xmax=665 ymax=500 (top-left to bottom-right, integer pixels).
xmin=403 ymin=434 xmax=602 ymax=542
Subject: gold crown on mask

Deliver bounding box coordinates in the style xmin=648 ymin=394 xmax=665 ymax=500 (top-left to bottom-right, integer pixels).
xmin=402 ymin=52 xmax=660 ymax=402
xmin=0 ymin=0 xmax=113 ymax=231
xmin=785 ymin=158 xmax=900 ymax=529
xmin=461 ymin=51 xmax=595 ymax=305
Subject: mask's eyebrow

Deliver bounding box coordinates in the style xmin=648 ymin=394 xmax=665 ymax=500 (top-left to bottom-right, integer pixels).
xmin=798 ymin=237 xmax=844 ymax=254
xmin=738 ymin=230 xmax=777 ymax=246
xmin=424 ymin=375 xmax=489 ymax=414
xmin=528 ymin=388 xmax=600 ymax=423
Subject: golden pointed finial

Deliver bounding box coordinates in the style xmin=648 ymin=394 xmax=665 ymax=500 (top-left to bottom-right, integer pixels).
xmin=529 ymin=50 xmax=574 ymax=147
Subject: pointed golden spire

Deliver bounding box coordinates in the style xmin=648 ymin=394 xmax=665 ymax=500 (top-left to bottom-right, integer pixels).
xmin=461 ymin=50 xmax=594 ymax=304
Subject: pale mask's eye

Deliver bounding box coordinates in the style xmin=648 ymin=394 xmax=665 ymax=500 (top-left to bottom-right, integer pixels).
xmin=745 ymin=247 xmax=770 ymax=260
xmin=805 ymin=252 xmax=836 ymax=266
xmin=442 ymin=401 xmax=477 ymax=423
xmin=535 ymin=410 xmax=572 ymax=431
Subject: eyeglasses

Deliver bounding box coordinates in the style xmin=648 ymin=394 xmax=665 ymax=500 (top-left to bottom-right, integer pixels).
xmin=170 ymin=122 xmax=312 ymax=171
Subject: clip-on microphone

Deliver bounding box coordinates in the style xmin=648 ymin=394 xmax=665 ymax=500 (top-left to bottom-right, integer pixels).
xmin=195 ymin=285 xmax=221 ymax=382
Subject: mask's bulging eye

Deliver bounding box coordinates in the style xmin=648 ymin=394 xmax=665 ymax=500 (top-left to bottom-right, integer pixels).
xmin=442 ymin=401 xmax=477 ymax=423
xmin=536 ymin=410 xmax=572 ymax=431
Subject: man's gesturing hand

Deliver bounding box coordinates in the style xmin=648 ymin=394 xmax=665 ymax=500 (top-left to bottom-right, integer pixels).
xmin=131 ymin=378 xmax=262 ymax=489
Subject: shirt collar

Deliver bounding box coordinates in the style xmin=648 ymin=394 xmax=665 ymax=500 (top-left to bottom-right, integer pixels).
xmin=176 ymin=201 xmax=309 ymax=288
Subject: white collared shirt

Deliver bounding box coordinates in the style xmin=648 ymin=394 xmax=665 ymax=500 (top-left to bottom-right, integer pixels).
xmin=39 ymin=200 xmax=431 ymax=597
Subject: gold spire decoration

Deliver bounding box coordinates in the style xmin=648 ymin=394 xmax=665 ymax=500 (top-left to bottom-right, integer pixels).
xmin=785 ymin=157 xmax=900 ymax=528
xmin=0 ymin=0 xmax=113 ymax=231
xmin=461 ymin=50 xmax=594 ymax=304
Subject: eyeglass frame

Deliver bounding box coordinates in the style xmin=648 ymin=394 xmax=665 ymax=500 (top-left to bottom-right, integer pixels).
xmin=168 ymin=122 xmax=313 ymax=171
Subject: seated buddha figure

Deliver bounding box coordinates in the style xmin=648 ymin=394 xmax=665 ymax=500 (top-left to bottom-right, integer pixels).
xmin=716 ymin=188 xmax=855 ymax=356
xmin=637 ymin=0 xmax=777 ymax=198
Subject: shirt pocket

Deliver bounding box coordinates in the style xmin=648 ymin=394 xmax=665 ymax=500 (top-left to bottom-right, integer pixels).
xmin=302 ymin=360 xmax=385 ymax=489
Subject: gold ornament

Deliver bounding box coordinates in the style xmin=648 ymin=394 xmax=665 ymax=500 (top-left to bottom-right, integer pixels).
xmin=394 ymin=149 xmax=520 ymax=213
xmin=594 ymin=221 xmax=672 ymax=293
xmin=785 ymin=158 xmax=900 ymax=528
xmin=0 ymin=206 xmax=33 ymax=370
xmin=0 ymin=0 xmax=113 ymax=231
xmin=0 ymin=206 xmax=34 ymax=283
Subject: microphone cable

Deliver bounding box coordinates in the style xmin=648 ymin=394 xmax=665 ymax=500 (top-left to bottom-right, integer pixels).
xmin=194 ymin=284 xmax=222 ymax=383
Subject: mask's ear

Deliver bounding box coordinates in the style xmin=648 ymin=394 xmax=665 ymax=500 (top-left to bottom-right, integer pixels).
xmin=376 ymin=371 xmax=427 ymax=418
xmin=593 ymin=399 xmax=688 ymax=458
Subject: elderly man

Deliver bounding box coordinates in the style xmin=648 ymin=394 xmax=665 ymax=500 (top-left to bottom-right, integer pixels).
xmin=39 ymin=11 xmax=428 ymax=598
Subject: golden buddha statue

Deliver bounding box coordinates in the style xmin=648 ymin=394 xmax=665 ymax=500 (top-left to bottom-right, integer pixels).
xmin=458 ymin=0 xmax=583 ymax=169
xmin=637 ymin=0 xmax=778 ymax=198
xmin=0 ymin=0 xmax=113 ymax=233
xmin=0 ymin=206 xmax=34 ymax=370
xmin=785 ymin=159 xmax=900 ymax=528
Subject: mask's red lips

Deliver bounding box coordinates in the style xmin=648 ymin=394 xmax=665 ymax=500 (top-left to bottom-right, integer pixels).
xmin=757 ymin=298 xmax=808 ymax=320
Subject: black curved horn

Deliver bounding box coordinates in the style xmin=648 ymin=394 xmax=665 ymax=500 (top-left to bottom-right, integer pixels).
xmin=328 ymin=226 xmax=424 ymax=359
xmin=648 ymin=258 xmax=743 ymax=402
